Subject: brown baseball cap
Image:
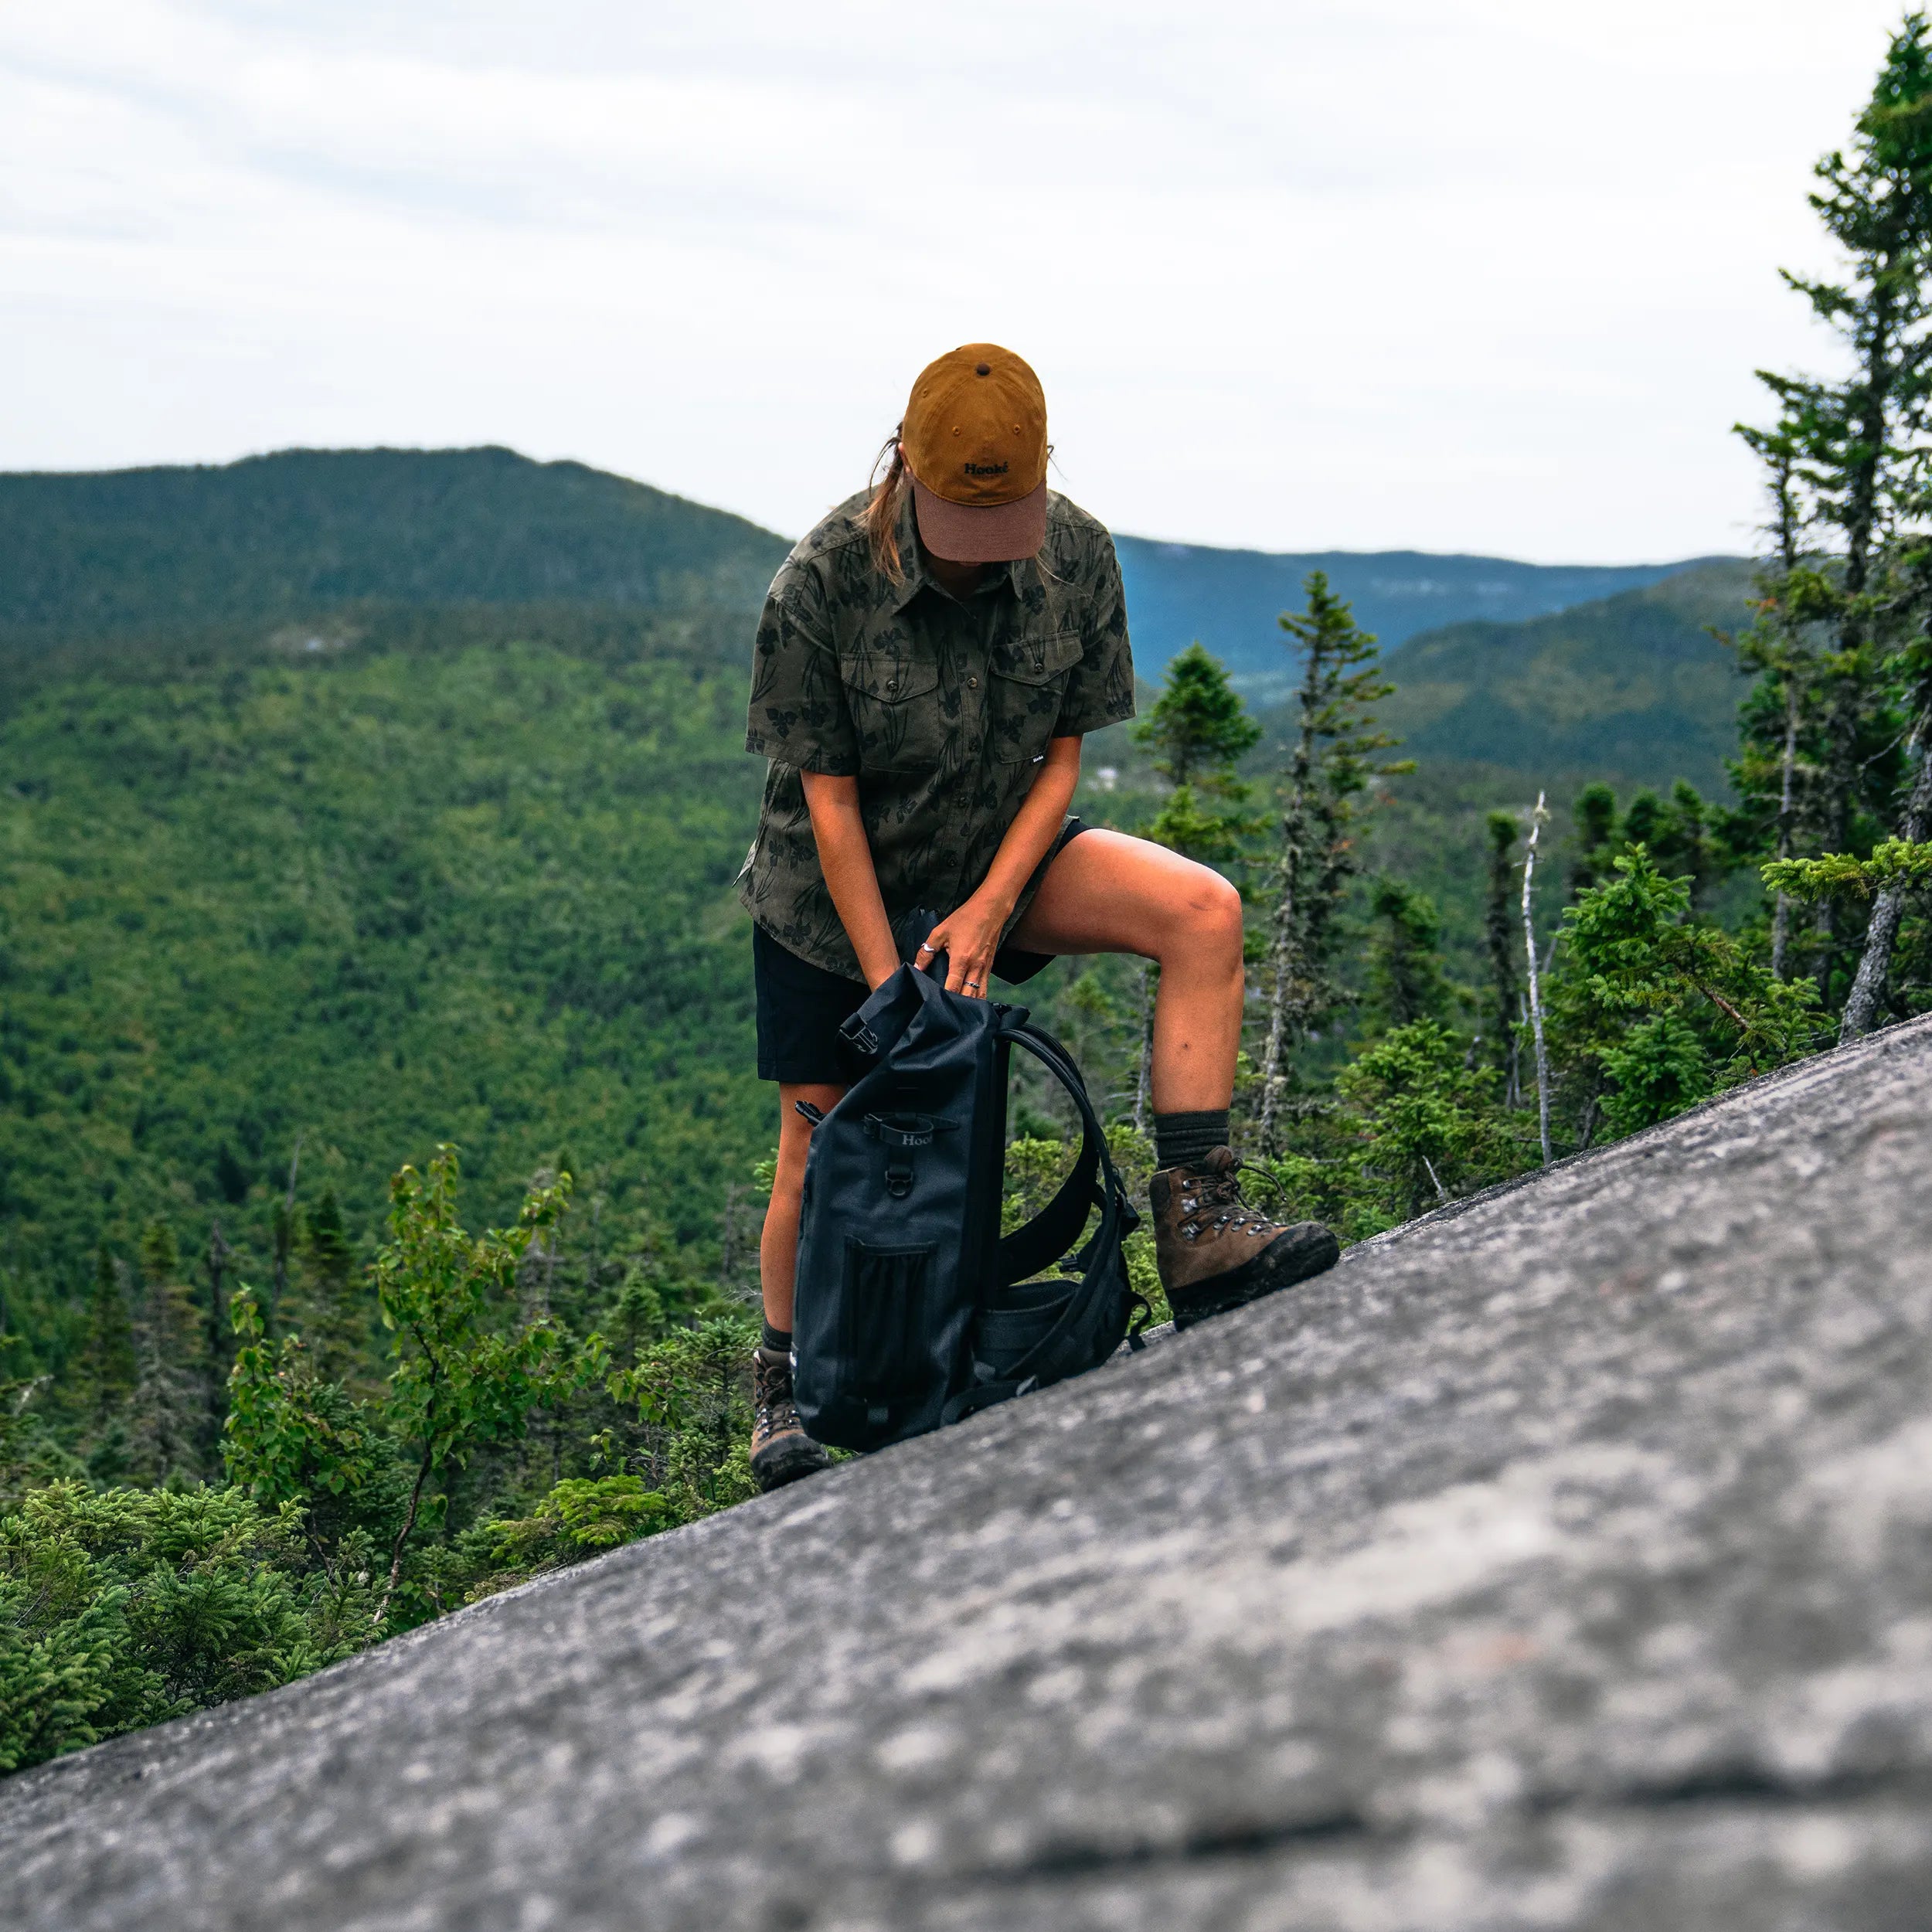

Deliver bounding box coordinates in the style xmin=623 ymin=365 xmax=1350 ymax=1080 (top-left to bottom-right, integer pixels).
xmin=901 ymin=343 xmax=1049 ymax=563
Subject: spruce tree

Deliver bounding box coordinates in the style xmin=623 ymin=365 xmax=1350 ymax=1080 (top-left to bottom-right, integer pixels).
xmin=1484 ymin=812 xmax=1523 ymax=1103
xmin=1739 ymin=12 xmax=1932 ymax=1006
xmin=1553 ymin=849 xmax=1826 ymax=1138
xmin=130 ymin=1219 xmax=209 ymax=1485
xmin=75 ymin=1244 xmax=137 ymax=1434
xmin=285 ymin=1185 xmax=369 ymax=1387
xmin=1628 ymin=783 xmax=1728 ymax=911
xmin=1777 ymin=15 xmax=1932 ymax=621
xmin=1567 ymin=784 xmax=1620 ymax=900
xmin=1362 ymin=879 xmax=1454 ymax=1035
xmin=1729 ymin=423 xmax=1835 ymax=979
xmin=1256 ymin=573 xmax=1403 ymax=1147
xmin=604 ymin=1266 xmax=665 ymax=1369
xmin=1573 ymin=783 xmax=1729 ymax=914
xmin=1134 ymin=641 xmax=1262 ymax=788
xmin=1790 ymin=626 xmax=1932 ymax=1036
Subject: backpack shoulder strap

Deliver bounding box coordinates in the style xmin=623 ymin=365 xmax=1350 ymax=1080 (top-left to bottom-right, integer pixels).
xmin=995 ymin=1018 xmax=1106 ymax=1289
xmin=942 ymin=1023 xmax=1142 ymax=1425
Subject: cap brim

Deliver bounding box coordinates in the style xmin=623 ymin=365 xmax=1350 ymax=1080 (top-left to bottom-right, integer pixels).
xmin=910 ymin=477 xmax=1048 ymax=565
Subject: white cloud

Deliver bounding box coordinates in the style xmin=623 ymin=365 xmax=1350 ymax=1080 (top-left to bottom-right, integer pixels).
xmin=0 ymin=0 xmax=1907 ymax=559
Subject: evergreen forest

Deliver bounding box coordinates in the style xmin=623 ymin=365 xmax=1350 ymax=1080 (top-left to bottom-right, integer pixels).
xmin=8 ymin=16 xmax=1932 ymax=1779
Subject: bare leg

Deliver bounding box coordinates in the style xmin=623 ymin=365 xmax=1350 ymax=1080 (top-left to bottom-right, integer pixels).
xmin=1007 ymin=829 xmax=1243 ymax=1114
xmin=760 ymin=1081 xmax=846 ymax=1333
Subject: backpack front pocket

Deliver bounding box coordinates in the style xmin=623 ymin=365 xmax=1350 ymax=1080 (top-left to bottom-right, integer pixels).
xmin=840 ymin=1238 xmax=938 ymax=1399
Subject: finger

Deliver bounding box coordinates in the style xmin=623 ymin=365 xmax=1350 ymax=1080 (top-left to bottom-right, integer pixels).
xmin=920 ymin=928 xmax=948 ymax=978
xmin=959 ymin=953 xmax=993 ymax=1000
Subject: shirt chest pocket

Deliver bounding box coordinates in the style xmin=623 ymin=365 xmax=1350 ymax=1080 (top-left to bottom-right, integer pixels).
xmin=989 ymin=627 xmax=1084 ymax=763
xmin=840 ymin=650 xmax=946 ymax=774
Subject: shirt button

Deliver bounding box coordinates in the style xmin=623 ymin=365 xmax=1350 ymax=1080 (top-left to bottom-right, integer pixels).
xmin=886 ymin=680 xmax=898 ymax=693
xmin=968 ymin=675 xmax=980 ymax=689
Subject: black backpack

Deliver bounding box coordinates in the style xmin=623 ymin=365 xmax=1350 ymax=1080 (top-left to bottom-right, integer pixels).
xmin=791 ymin=950 xmax=1145 ymax=1454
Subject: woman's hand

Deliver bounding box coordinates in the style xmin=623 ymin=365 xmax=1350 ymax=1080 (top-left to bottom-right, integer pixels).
xmin=917 ymin=891 xmax=1011 ymax=999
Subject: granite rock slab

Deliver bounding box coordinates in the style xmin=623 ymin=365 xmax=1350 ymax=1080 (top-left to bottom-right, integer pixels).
xmin=7 ymin=1016 xmax=1932 ymax=1930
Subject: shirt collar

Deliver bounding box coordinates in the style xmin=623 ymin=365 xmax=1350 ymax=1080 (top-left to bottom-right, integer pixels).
xmin=887 ymin=490 xmax=931 ymax=611
xmin=886 ymin=491 xmax=1039 ymax=611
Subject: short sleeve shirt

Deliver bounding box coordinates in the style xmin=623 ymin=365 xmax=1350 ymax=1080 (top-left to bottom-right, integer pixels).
xmin=738 ymin=487 xmax=1136 ymax=978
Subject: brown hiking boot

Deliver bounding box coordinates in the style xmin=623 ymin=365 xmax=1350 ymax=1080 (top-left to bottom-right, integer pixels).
xmin=1150 ymin=1147 xmax=1340 ymax=1331
xmin=751 ymin=1346 xmax=832 ymax=1493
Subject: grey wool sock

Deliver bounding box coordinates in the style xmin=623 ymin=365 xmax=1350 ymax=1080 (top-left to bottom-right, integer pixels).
xmin=1153 ymin=1109 xmax=1230 ymax=1173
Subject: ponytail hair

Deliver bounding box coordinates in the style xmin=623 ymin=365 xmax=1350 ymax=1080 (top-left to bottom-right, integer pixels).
xmin=866 ymin=429 xmax=910 ymax=583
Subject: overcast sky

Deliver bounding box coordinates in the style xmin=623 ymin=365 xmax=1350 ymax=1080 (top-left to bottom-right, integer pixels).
xmin=0 ymin=2 xmax=1910 ymax=560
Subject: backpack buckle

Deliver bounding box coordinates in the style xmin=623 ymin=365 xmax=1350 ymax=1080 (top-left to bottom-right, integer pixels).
xmin=865 ymin=1113 xmax=954 ymax=1199
xmin=839 ymin=1012 xmax=880 ymax=1058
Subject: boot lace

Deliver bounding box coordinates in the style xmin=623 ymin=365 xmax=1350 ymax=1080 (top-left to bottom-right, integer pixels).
xmin=753 ymin=1353 xmax=803 ymax=1443
xmin=1179 ymin=1161 xmax=1293 ymax=1240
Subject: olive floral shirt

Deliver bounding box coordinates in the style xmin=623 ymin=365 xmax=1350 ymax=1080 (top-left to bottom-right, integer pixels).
xmin=739 ymin=487 xmax=1135 ymax=978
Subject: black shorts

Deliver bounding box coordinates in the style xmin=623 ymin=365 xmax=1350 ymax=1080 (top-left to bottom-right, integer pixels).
xmin=753 ymin=820 xmax=1087 ymax=1085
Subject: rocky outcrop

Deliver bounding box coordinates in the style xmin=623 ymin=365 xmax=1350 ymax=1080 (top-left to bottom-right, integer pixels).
xmin=8 ymin=1016 xmax=1932 ymax=1930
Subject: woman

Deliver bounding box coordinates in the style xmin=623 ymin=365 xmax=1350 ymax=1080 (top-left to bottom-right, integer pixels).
xmin=739 ymin=343 xmax=1338 ymax=1490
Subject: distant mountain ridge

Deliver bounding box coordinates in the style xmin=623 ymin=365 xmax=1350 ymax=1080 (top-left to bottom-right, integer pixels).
xmin=1114 ymin=537 xmax=1739 ymax=699
xmin=1362 ymin=557 xmax=1759 ymax=794
xmin=0 ymin=447 xmax=789 ymax=647
xmin=2 ymin=450 xmax=1734 ymax=699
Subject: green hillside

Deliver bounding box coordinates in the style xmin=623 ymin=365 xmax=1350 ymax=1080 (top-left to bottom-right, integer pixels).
xmin=0 ymin=449 xmax=794 ymax=1372
xmin=1366 ymin=558 xmax=1757 ymax=796
xmin=0 ymin=607 xmax=765 ymax=1367
xmin=0 ymin=447 xmax=789 ymax=648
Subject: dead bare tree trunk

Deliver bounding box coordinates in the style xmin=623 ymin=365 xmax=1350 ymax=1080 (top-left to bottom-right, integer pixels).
xmin=205 ymin=1219 xmax=232 ymax=1444
xmin=1131 ymin=963 xmax=1156 ymax=1134
xmin=1770 ymin=675 xmax=1802 ymax=981
xmin=1257 ymin=818 xmax=1303 ymax=1149
xmin=1521 ymin=793 xmax=1553 ymax=1167
xmin=271 ymin=1133 xmax=303 ymax=1313
xmin=1841 ymin=720 xmax=1932 ymax=1041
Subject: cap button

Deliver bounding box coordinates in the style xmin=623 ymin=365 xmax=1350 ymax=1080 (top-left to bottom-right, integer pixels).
xmin=975 ymin=362 xmax=991 ymax=376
